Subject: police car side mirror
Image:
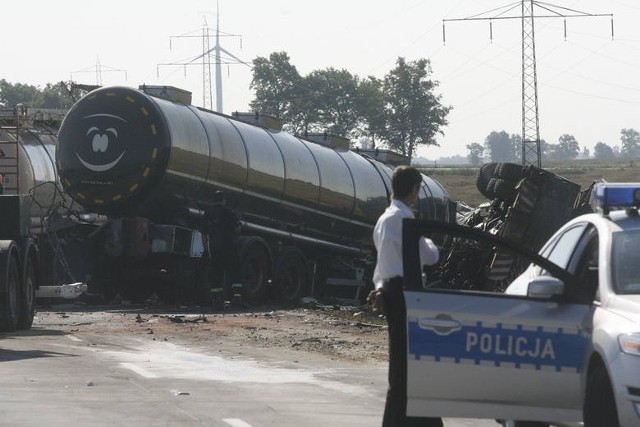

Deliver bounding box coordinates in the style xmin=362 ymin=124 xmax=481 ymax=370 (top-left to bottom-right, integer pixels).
xmin=527 ymin=277 xmax=565 ymax=299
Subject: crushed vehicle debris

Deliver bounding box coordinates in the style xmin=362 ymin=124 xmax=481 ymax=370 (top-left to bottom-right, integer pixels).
xmin=433 ymin=162 xmax=595 ymax=293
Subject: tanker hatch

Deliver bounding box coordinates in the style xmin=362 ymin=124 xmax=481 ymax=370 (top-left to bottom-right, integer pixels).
xmin=303 ymin=132 xmax=350 ymax=151
xmin=231 ymin=112 xmax=283 ymax=132
xmin=355 ymin=148 xmax=410 ymax=166
xmin=139 ymin=85 xmax=192 ymax=105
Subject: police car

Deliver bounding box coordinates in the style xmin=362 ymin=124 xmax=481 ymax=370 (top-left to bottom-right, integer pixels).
xmin=401 ymin=183 xmax=640 ymax=427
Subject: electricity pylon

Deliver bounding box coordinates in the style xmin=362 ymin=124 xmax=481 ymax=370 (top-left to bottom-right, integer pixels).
xmin=443 ymin=1 xmax=613 ymax=167
xmin=71 ymin=57 xmax=127 ymax=86
xmin=158 ymin=4 xmax=248 ymax=112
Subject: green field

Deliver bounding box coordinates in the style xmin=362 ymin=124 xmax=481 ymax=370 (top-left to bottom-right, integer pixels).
xmin=419 ymin=158 xmax=640 ymax=207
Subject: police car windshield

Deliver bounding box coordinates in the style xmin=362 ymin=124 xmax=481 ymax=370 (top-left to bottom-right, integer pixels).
xmin=612 ymin=230 xmax=640 ymax=294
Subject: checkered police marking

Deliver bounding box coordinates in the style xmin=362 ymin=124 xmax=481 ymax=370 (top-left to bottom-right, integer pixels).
xmin=408 ymin=318 xmax=588 ymax=372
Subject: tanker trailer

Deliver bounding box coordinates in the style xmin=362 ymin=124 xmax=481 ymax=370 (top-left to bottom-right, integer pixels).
xmin=0 ymin=106 xmax=87 ymax=331
xmin=56 ymin=85 xmax=456 ymax=304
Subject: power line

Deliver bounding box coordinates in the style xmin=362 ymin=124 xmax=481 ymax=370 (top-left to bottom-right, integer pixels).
xmin=443 ymin=1 xmax=613 ymax=167
xmin=70 ymin=57 xmax=127 ymax=86
xmin=157 ymin=3 xmax=248 ymax=112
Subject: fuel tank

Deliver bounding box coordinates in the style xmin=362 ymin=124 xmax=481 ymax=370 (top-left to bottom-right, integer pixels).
xmin=0 ymin=124 xmax=65 ymax=222
xmin=57 ymin=86 xmax=454 ymax=248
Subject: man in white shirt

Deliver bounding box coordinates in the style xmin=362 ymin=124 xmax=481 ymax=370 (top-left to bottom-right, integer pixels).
xmin=368 ymin=165 xmax=442 ymax=427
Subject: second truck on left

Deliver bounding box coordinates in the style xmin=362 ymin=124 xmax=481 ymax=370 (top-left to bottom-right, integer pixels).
xmin=0 ymin=106 xmax=86 ymax=332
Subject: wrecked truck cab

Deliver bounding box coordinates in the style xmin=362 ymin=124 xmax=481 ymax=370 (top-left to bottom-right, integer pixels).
xmin=469 ymin=162 xmax=586 ymax=251
xmin=448 ymin=162 xmax=593 ymax=292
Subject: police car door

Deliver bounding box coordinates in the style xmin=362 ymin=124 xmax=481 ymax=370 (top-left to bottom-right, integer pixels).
xmin=403 ymin=220 xmax=592 ymax=423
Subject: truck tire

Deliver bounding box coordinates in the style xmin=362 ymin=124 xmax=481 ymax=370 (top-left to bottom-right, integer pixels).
xmin=17 ymin=243 xmax=37 ymax=330
xmin=272 ymin=248 xmax=308 ymax=303
xmin=486 ymin=178 xmax=518 ymax=202
xmin=237 ymin=238 xmax=271 ymax=302
xmin=496 ymin=162 xmax=526 ymax=182
xmin=584 ymin=364 xmax=619 ymax=427
xmin=0 ymin=241 xmax=21 ymax=332
xmin=476 ymin=163 xmax=498 ymax=199
xmin=477 ymin=163 xmax=525 ymax=202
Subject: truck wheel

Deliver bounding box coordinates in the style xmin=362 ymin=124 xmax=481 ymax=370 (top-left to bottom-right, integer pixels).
xmin=487 ymin=178 xmax=518 ymax=202
xmin=0 ymin=242 xmax=21 ymax=332
xmin=584 ymin=364 xmax=620 ymax=427
xmin=238 ymin=239 xmax=271 ymax=301
xmin=496 ymin=162 xmax=526 ymax=182
xmin=476 ymin=162 xmax=498 ymax=199
xmin=17 ymin=244 xmax=37 ymax=330
xmin=272 ymin=248 xmax=308 ymax=303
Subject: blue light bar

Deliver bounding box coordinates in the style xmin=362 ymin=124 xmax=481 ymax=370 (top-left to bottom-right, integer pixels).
xmin=591 ymin=183 xmax=640 ymax=212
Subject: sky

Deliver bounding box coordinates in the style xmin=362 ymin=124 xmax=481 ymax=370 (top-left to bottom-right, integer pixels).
xmin=3 ymin=0 xmax=640 ymax=160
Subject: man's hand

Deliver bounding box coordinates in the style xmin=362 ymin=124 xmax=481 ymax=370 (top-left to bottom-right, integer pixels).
xmin=367 ymin=289 xmax=384 ymax=313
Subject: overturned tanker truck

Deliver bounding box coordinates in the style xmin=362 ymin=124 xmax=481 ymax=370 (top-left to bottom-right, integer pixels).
xmin=56 ymin=85 xmax=456 ymax=304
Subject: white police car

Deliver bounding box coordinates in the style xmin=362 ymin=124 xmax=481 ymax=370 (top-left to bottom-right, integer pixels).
xmin=402 ymin=183 xmax=640 ymax=427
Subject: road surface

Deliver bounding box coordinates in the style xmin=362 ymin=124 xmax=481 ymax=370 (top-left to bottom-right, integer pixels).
xmin=0 ymin=306 xmax=498 ymax=426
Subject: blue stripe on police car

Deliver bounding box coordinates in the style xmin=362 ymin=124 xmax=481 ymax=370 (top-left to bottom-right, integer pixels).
xmin=408 ymin=318 xmax=589 ymax=371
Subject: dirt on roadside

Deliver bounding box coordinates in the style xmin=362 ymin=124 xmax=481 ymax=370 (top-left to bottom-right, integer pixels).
xmin=32 ymin=301 xmax=390 ymax=363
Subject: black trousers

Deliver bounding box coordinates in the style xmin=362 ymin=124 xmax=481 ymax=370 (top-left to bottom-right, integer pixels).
xmin=382 ymin=279 xmax=443 ymax=427
xmin=210 ymin=247 xmax=235 ymax=297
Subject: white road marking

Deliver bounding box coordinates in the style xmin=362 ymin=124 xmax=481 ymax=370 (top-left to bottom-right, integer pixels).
xmin=120 ymin=362 xmax=158 ymax=378
xmin=105 ymin=340 xmax=373 ymax=396
xmin=66 ymin=335 xmax=82 ymax=342
xmin=223 ymin=419 xmax=254 ymax=427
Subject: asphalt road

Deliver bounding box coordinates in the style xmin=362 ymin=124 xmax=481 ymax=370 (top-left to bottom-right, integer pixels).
xmin=0 ymin=313 xmax=498 ymax=427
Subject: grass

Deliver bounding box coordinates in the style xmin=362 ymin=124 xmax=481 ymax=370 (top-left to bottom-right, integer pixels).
xmin=418 ymin=158 xmax=640 ymax=207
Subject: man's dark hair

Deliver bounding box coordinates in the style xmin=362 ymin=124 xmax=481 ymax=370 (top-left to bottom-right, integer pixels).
xmin=391 ymin=165 xmax=422 ymax=199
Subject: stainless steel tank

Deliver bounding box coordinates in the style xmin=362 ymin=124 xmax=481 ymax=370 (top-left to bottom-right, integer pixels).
xmin=19 ymin=129 xmax=59 ymax=211
xmin=0 ymin=125 xmax=66 ymax=224
xmin=57 ymin=86 xmax=454 ymax=248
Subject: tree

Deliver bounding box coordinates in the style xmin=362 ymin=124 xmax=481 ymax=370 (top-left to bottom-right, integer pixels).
xmin=594 ymin=142 xmax=615 ymax=160
xmin=37 ymin=82 xmax=80 ymax=109
xmin=539 ymin=139 xmax=551 ymax=161
xmin=484 ymin=131 xmax=518 ymax=162
xmin=466 ymin=142 xmax=485 ymax=165
xmin=620 ymin=128 xmax=640 ymax=158
xmin=545 ymin=144 xmax=559 ymax=161
xmin=249 ymin=52 xmax=302 ymax=132
xmin=352 ymin=76 xmax=384 ymax=141
xmin=0 ymin=80 xmax=82 ymax=109
xmin=553 ymin=134 xmax=580 ymax=161
xmin=249 ymin=54 xmax=450 ymax=158
xmin=298 ymin=68 xmax=363 ymax=137
xmin=375 ymin=57 xmax=451 ymax=161
xmin=250 ymin=53 xmax=381 ymax=139
xmin=1 ymin=79 xmax=42 ymax=107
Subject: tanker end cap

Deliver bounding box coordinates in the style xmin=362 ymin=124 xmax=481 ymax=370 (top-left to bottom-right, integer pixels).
xmin=57 ymin=86 xmax=170 ymax=214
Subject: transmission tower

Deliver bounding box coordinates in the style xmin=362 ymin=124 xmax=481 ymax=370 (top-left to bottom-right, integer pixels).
xmin=158 ymin=4 xmax=248 ymax=112
xmin=443 ymin=1 xmax=613 ymax=167
xmin=71 ymin=57 xmax=127 ymax=86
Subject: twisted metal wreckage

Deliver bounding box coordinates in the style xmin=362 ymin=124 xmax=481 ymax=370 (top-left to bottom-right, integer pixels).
xmin=430 ymin=161 xmax=595 ymax=293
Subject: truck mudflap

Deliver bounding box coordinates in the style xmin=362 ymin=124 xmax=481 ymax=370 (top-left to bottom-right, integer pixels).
xmin=36 ymin=282 xmax=87 ymax=299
